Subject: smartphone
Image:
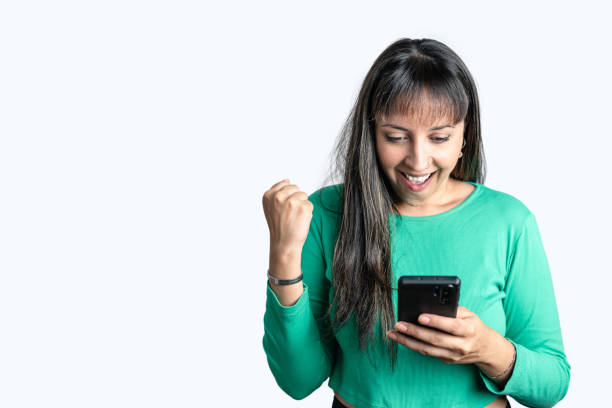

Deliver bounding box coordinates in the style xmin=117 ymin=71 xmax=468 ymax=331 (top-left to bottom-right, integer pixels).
xmin=397 ymin=276 xmax=461 ymax=328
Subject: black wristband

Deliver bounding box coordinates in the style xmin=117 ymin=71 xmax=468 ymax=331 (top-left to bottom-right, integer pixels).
xmin=267 ymin=269 xmax=303 ymax=285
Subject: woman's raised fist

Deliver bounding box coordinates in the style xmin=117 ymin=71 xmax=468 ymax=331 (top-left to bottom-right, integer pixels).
xmin=262 ymin=178 xmax=314 ymax=257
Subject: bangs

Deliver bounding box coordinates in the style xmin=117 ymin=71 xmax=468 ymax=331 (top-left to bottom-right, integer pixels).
xmin=372 ymin=61 xmax=469 ymax=126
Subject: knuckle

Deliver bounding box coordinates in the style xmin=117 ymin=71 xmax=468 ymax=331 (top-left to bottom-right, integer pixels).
xmin=299 ymin=202 xmax=311 ymax=213
xmin=451 ymin=320 xmax=461 ymax=333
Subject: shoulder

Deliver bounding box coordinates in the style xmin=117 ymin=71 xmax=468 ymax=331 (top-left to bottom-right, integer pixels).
xmin=473 ymin=183 xmax=534 ymax=228
xmin=308 ymin=183 xmax=344 ymax=216
xmin=306 ymin=184 xmax=343 ymax=247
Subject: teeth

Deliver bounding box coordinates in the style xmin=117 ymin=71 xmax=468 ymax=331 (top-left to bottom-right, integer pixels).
xmin=402 ymin=172 xmax=433 ymax=183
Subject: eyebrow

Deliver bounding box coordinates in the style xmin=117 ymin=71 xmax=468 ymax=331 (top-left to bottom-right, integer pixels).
xmin=381 ymin=124 xmax=454 ymax=131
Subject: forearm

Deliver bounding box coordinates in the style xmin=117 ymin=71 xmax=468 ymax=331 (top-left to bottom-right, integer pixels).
xmin=476 ymin=328 xmax=570 ymax=407
xmin=475 ymin=329 xmax=516 ymax=385
xmin=262 ymin=282 xmax=333 ymax=399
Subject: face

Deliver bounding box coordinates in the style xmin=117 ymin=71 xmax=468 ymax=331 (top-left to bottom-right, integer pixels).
xmin=375 ymin=111 xmax=465 ymax=212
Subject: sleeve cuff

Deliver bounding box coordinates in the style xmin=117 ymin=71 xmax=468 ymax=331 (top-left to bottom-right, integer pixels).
xmin=266 ymin=280 xmax=310 ymax=318
xmin=479 ymin=338 xmax=527 ymax=396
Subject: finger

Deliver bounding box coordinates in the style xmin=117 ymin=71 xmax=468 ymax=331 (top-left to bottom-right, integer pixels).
xmin=387 ymin=330 xmax=457 ymax=360
xmin=272 ymin=184 xmax=301 ymax=203
xmin=264 ymin=179 xmax=292 ymax=202
xmin=415 ymin=313 xmax=469 ymax=337
xmin=270 ymin=178 xmax=290 ymax=190
xmin=267 ymin=179 xmax=294 ymax=197
xmin=395 ymin=321 xmax=459 ymax=350
xmin=285 ymin=191 xmax=310 ymax=208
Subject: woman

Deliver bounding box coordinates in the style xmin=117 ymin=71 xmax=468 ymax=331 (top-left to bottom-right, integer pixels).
xmin=261 ymin=38 xmax=570 ymax=408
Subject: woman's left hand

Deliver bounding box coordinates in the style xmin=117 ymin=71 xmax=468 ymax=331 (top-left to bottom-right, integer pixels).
xmin=386 ymin=306 xmax=498 ymax=365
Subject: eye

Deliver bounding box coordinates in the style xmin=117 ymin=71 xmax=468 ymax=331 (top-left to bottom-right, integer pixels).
xmin=384 ymin=134 xmax=403 ymax=143
xmin=384 ymin=134 xmax=450 ymax=143
xmin=432 ymin=136 xmax=450 ymax=143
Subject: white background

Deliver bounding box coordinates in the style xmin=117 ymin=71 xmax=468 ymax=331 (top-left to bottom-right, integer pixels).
xmin=0 ymin=1 xmax=609 ymax=407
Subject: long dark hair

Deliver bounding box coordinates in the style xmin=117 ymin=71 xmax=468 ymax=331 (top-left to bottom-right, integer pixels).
xmin=318 ymin=38 xmax=487 ymax=370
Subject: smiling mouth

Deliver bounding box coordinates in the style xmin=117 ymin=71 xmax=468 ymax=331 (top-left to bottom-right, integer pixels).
xmin=399 ymin=170 xmax=437 ymax=182
xmin=400 ymin=170 xmax=436 ymax=177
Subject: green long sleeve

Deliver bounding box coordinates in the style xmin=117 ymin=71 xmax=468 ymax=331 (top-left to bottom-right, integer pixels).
xmin=478 ymin=212 xmax=571 ymax=407
xmin=262 ymin=193 xmax=338 ymax=399
xmin=262 ymin=182 xmax=570 ymax=408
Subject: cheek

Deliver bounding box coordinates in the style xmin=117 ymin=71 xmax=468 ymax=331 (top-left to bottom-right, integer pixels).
xmin=432 ymin=144 xmax=461 ymax=167
xmin=376 ymin=141 xmax=398 ymax=168
xmin=378 ymin=148 xmax=397 ymax=169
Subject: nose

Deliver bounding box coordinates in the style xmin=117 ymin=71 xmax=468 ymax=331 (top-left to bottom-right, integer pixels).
xmin=403 ymin=138 xmax=431 ymax=172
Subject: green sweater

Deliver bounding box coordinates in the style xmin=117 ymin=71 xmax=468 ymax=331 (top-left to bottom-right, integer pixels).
xmin=262 ymin=181 xmax=570 ymax=408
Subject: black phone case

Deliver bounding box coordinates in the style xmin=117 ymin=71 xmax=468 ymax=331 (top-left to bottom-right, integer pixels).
xmin=397 ymin=276 xmax=461 ymax=327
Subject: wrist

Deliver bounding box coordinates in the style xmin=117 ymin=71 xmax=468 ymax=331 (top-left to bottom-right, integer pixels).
xmin=270 ymin=240 xmax=304 ymax=257
xmin=269 ymin=247 xmax=301 ymax=277
xmin=267 ymin=269 xmax=303 ymax=285
xmin=269 ymin=244 xmax=302 ymax=263
xmin=476 ymin=331 xmax=516 ymax=383
xmin=267 ymin=271 xmax=304 ymax=306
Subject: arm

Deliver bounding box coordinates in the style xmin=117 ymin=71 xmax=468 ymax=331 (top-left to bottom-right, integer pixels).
xmin=262 ymin=194 xmax=337 ymax=400
xmin=478 ymin=212 xmax=571 ymax=407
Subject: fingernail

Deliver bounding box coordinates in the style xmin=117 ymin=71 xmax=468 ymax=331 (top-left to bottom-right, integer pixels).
xmin=388 ymin=332 xmax=397 ymax=340
xmin=420 ymin=316 xmax=430 ymax=324
xmin=396 ymin=323 xmax=407 ymax=332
